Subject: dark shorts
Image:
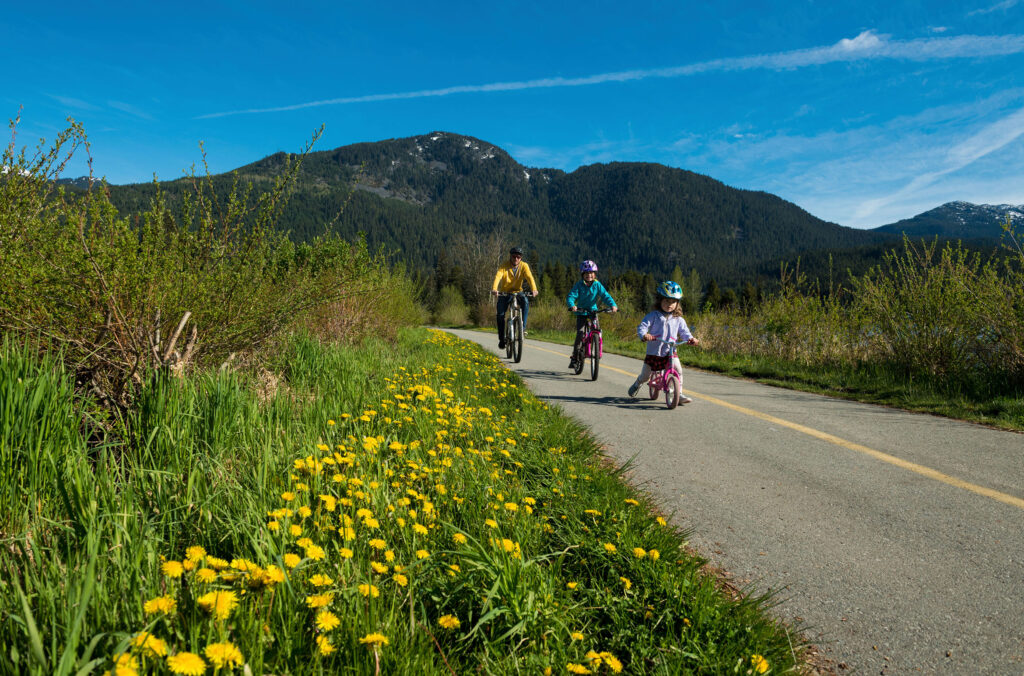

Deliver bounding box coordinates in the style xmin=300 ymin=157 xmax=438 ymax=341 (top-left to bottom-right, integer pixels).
xmin=644 ymin=354 xmax=672 ymax=371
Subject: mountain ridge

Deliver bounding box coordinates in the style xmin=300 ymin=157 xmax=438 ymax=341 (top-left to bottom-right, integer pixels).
xmin=85 ymin=131 xmax=1013 ymax=284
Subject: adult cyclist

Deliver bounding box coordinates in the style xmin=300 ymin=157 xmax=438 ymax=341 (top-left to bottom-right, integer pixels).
xmin=490 ymin=246 xmax=538 ymax=350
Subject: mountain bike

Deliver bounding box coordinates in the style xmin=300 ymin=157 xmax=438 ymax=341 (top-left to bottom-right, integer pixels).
xmin=647 ymin=339 xmax=684 ymax=409
xmin=570 ymin=308 xmax=612 ymax=380
xmin=498 ymin=292 xmax=526 ymax=363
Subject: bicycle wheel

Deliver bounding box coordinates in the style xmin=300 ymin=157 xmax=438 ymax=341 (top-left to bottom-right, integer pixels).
xmin=504 ymin=315 xmax=514 ymax=358
xmin=573 ymin=340 xmax=585 ymax=375
xmin=665 ymin=374 xmax=681 ymax=410
xmin=512 ymin=315 xmax=524 ymax=363
xmin=590 ymin=344 xmax=600 ymax=381
xmin=648 ymin=373 xmax=660 ymax=400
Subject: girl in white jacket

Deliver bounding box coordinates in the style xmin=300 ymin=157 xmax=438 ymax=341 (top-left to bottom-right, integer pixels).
xmin=627 ymin=280 xmax=700 ymax=403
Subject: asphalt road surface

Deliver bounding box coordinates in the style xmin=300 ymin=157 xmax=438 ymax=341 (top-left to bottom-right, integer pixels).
xmin=444 ymin=328 xmax=1024 ymax=675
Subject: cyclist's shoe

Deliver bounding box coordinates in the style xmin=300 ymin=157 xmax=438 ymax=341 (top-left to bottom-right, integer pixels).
xmin=498 ymin=340 xmax=506 ymax=349
xmin=568 ymin=357 xmax=579 ymax=370
xmin=679 ymin=395 xmax=693 ymax=404
xmin=627 ymin=382 xmax=640 ymax=398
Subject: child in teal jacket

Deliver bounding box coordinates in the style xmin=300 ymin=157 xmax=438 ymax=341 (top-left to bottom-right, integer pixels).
xmin=566 ymin=260 xmax=618 ymax=370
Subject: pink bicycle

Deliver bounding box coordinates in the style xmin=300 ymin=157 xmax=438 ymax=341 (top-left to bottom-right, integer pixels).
xmin=646 ymin=338 xmax=686 ymax=409
xmin=571 ymin=308 xmax=612 ymax=380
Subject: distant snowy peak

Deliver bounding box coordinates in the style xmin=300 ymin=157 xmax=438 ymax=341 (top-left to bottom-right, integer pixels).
xmin=875 ymin=201 xmax=1024 ymax=239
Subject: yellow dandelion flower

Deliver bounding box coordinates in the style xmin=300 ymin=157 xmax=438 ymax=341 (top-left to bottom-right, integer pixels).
xmin=392 ymin=573 xmax=408 ymax=587
xmin=358 ymin=584 xmax=380 ymax=598
xmin=282 ymin=492 xmax=296 ymax=502
xmin=109 ymin=652 xmax=138 ymax=675
xmin=131 ymin=632 xmax=167 ymax=657
xmin=268 ymin=520 xmax=280 ymax=532
xmin=289 ymin=525 xmax=303 ymax=537
xmin=504 ymin=502 xmax=518 ymax=512
xmin=384 ymin=549 xmax=396 ymax=562
xmin=415 ymin=549 xmax=429 ymax=559
xmin=309 ymin=574 xmax=333 ymax=587
xmin=412 ymin=523 xmax=429 ymax=535
xmin=315 ymin=609 xmax=341 ymax=632
xmin=142 ymin=595 xmax=176 ymax=615
xmin=306 ymin=593 xmax=335 ymax=608
xmin=298 ymin=506 xmax=312 ymax=519
xmin=370 ymin=561 xmax=389 ymax=574
xmin=452 ymin=533 xmax=468 ymax=545
xmin=566 ymin=663 xmax=591 ymax=674
xmin=266 ymin=565 xmax=286 ymax=584
xmin=368 ymin=538 xmax=387 ymax=550
xmin=584 ymin=509 xmax=601 ymax=517
xmin=338 ymin=547 xmax=354 ymax=559
xmin=570 ymin=631 xmax=584 ymax=640
xmin=600 ymin=652 xmax=623 ymax=673
xmin=656 ymin=516 xmax=667 ymax=526
xmin=751 ymin=654 xmax=770 ymax=674
xmin=363 ymin=518 xmax=380 ymax=529
xmin=283 ymin=553 xmax=302 ymax=568
xmin=161 ymin=561 xmax=184 ymax=578
xmin=166 ymin=652 xmax=206 ymax=675
xmin=648 ymin=549 xmax=660 ymax=561
xmin=185 ymin=546 xmax=206 ymax=562
xmin=485 ymin=519 xmax=498 ymax=529
xmin=624 ymin=498 xmax=640 ymax=506
xmin=196 ymin=590 xmax=238 ymax=621
xmin=305 ymin=545 xmax=325 ymax=561
xmin=358 ymin=632 xmax=389 ymax=648
xmin=316 ymin=635 xmax=335 ymax=655
xmin=603 ymin=543 xmax=617 ymax=553
xmin=204 ymin=642 xmax=243 ymax=669
xmin=633 ymin=548 xmax=647 ymax=559
xmin=566 ymin=582 xmax=578 ymax=590
xmin=620 ymin=576 xmax=632 ymax=590
xmin=438 ymin=614 xmax=460 ymax=629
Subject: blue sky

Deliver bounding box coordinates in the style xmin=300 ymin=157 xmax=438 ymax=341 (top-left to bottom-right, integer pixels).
xmin=6 ymin=0 xmax=1024 ymax=228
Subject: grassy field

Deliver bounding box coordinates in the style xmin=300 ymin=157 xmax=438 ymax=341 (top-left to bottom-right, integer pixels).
xmin=1 ymin=328 xmax=797 ymax=675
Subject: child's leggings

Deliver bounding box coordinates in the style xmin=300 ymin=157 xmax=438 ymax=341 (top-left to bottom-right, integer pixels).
xmin=632 ymin=357 xmax=683 ymax=387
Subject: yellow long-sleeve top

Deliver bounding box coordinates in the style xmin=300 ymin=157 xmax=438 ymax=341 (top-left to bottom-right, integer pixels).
xmin=492 ymin=261 xmax=538 ymax=293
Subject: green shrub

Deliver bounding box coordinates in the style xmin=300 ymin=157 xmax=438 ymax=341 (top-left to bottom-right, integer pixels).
xmin=432 ymin=284 xmax=470 ymax=326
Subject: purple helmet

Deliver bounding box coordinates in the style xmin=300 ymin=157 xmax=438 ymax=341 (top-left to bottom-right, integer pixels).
xmin=580 ymin=259 xmax=598 ymax=273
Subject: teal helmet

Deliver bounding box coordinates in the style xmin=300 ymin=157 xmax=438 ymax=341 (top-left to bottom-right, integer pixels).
xmin=656 ymin=280 xmax=683 ymax=300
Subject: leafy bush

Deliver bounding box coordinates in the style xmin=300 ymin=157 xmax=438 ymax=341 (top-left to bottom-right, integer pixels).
xmin=0 ymin=119 xmax=416 ymax=408
xmin=432 ymin=284 xmax=471 ymax=326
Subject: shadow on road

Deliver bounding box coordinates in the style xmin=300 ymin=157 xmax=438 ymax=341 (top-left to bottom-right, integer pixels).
xmin=541 ymin=393 xmax=687 ymax=411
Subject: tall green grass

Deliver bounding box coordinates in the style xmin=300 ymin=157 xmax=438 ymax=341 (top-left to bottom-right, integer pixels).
xmin=1 ymin=330 xmax=797 ymax=674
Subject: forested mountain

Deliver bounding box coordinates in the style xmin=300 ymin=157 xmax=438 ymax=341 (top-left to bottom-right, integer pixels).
xmin=103 ymin=131 xmax=898 ymax=286
xmin=874 ymin=201 xmax=1024 ymax=240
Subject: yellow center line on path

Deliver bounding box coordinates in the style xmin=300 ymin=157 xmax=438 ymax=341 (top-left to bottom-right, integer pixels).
xmin=524 ymin=341 xmax=1024 ymax=511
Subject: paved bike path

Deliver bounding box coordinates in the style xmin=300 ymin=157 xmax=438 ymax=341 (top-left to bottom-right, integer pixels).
xmin=444 ymin=328 xmax=1024 ymax=675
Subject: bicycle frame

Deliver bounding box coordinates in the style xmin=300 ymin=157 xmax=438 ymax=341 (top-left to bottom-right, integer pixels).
xmin=571 ymin=308 xmax=611 ymax=379
xmin=647 ymin=339 xmax=683 ymax=409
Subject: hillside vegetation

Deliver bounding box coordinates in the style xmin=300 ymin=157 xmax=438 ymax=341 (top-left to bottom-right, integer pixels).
xmin=101 ymin=131 xmax=898 ymax=287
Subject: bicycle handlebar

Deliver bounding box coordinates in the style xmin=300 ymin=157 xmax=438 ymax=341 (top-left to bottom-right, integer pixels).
xmin=569 ymin=307 xmax=614 ymax=315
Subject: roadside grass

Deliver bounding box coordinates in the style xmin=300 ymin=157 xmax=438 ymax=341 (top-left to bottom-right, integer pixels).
xmin=2 ymin=328 xmax=795 ymax=675
xmin=519 ymin=327 xmax=1024 ymax=432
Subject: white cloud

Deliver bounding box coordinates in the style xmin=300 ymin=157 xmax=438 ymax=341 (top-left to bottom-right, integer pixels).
xmin=197 ymin=31 xmax=1024 ymax=119
xmin=663 ymin=91 xmax=1024 ymax=227
xmin=108 ymin=101 xmax=154 ymax=120
xmin=47 ymin=94 xmax=99 ymax=111
xmin=968 ymin=0 xmax=1022 ymax=16
xmin=853 ymin=105 xmax=1024 ymax=221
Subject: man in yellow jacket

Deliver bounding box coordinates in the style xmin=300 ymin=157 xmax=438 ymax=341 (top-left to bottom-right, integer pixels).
xmin=490 ymin=246 xmax=539 ymax=349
